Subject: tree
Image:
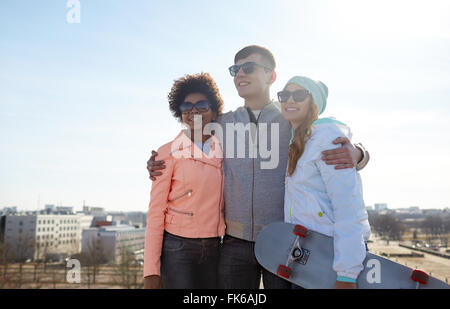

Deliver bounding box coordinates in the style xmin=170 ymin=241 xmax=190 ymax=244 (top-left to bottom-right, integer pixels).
xmin=80 ymin=236 xmax=109 ymax=286
xmin=0 ymin=240 xmax=12 ymax=288
xmin=368 ymin=212 xmax=405 ymax=240
xmin=111 ymin=244 xmax=143 ymax=289
xmin=421 ymin=216 xmax=444 ymax=238
xmin=9 ymin=232 xmax=35 ymax=288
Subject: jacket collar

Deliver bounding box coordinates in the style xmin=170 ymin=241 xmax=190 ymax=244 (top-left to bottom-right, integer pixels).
xmin=236 ymin=100 xmax=281 ymax=124
xmin=170 ymin=130 xmax=223 ymax=168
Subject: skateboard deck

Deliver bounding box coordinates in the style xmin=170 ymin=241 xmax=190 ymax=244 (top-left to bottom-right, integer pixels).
xmin=255 ymin=222 xmax=449 ymax=289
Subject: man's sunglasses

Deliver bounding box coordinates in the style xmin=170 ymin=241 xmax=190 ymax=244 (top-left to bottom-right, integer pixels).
xmin=228 ymin=62 xmax=273 ymax=77
xmin=277 ymin=89 xmax=310 ymax=103
xmin=180 ymin=100 xmax=211 ymax=114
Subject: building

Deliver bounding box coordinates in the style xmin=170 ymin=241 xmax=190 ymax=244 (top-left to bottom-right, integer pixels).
xmin=106 ymin=212 xmax=128 ymax=225
xmin=82 ymin=225 xmax=145 ymax=264
xmin=394 ymin=206 xmax=423 ymax=216
xmin=82 ymin=205 xmax=105 ymax=216
xmin=44 ymin=204 xmax=75 ymax=214
xmin=125 ymin=212 xmax=147 ymax=228
xmin=0 ymin=214 xmax=5 ymax=243
xmin=374 ymin=203 xmax=388 ymax=212
xmin=3 ymin=213 xmax=93 ymax=262
xmin=1 ymin=206 xmax=18 ymax=215
xmin=422 ymin=209 xmax=444 ymax=216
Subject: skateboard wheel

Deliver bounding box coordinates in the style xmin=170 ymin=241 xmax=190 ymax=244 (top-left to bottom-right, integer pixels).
xmin=293 ymin=225 xmax=308 ymax=238
xmin=277 ymin=265 xmax=292 ymax=279
xmin=411 ymin=269 xmax=429 ymax=285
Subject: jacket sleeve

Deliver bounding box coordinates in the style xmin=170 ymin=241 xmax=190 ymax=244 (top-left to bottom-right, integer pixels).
xmin=144 ymin=153 xmax=174 ymax=278
xmin=315 ymin=126 xmax=369 ymax=280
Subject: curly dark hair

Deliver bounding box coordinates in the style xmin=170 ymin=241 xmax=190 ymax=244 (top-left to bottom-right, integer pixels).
xmin=168 ymin=72 xmax=224 ymax=121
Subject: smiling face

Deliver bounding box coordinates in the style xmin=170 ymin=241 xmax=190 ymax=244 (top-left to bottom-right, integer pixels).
xmin=233 ymin=53 xmax=274 ymax=100
xmin=280 ymin=83 xmax=315 ymax=128
xmin=181 ymin=92 xmax=216 ymax=133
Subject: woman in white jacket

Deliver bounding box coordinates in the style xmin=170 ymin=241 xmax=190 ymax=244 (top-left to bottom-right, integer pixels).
xmin=279 ymin=76 xmax=371 ymax=289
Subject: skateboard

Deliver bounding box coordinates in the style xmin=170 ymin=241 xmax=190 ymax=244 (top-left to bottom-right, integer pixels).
xmin=255 ymin=222 xmax=449 ymax=289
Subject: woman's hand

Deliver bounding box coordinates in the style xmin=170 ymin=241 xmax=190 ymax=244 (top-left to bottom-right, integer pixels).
xmin=147 ymin=150 xmax=166 ymax=181
xmin=333 ymin=281 xmax=357 ymax=289
xmin=144 ymin=275 xmax=162 ymax=289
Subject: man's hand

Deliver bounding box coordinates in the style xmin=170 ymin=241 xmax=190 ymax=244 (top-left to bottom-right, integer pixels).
xmin=144 ymin=275 xmax=162 ymax=289
xmin=147 ymin=150 xmax=166 ymax=181
xmin=321 ymin=137 xmax=363 ymax=170
xmin=333 ymin=281 xmax=356 ymax=289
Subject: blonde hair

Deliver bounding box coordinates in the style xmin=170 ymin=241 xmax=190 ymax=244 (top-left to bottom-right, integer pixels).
xmin=287 ymin=98 xmax=319 ymax=176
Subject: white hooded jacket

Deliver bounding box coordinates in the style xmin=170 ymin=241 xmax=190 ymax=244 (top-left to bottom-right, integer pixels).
xmin=284 ymin=120 xmax=371 ymax=280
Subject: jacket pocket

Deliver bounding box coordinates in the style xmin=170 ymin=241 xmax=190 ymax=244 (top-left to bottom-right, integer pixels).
xmin=168 ymin=207 xmax=194 ymax=217
xmin=168 ymin=189 xmax=193 ymax=202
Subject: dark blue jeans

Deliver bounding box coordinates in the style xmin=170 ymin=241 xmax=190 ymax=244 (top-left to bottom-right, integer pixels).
xmin=160 ymin=231 xmax=220 ymax=289
xmin=217 ymin=235 xmax=292 ymax=289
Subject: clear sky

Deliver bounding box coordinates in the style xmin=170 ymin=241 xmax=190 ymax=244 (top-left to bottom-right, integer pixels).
xmin=1 ymin=0 xmax=449 ymax=212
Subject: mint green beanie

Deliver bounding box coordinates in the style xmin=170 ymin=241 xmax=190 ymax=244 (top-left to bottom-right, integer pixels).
xmin=284 ymin=76 xmax=328 ymax=115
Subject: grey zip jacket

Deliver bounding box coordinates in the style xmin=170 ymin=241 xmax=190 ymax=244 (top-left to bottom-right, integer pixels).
xmin=216 ymin=101 xmax=291 ymax=241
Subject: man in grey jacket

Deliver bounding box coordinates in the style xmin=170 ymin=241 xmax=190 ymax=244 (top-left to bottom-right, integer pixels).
xmin=147 ymin=45 xmax=369 ymax=289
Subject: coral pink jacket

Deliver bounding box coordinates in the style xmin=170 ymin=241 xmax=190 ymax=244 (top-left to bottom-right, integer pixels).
xmin=144 ymin=131 xmax=225 ymax=277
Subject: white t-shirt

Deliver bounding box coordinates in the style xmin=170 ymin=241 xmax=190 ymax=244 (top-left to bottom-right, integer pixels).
xmin=252 ymin=109 xmax=261 ymax=120
xmin=193 ymin=137 xmax=212 ymax=156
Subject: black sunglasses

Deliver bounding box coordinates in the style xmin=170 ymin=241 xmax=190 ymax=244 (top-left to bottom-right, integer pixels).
xmin=180 ymin=100 xmax=211 ymax=114
xmin=228 ymin=62 xmax=273 ymax=77
xmin=277 ymin=89 xmax=310 ymax=103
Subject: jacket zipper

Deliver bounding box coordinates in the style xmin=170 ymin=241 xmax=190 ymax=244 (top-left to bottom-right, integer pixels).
xmin=168 ymin=207 xmax=194 ymax=217
xmin=217 ymin=165 xmax=224 ymax=237
xmin=169 ymin=189 xmax=193 ymax=202
xmin=288 ymin=181 xmax=293 ymax=224
xmin=249 ymin=106 xmax=270 ymax=240
xmin=248 ymin=108 xmax=261 ymax=241
xmin=251 ymin=155 xmax=255 ymax=240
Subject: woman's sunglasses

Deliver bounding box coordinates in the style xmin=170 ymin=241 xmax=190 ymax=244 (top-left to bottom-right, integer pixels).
xmin=228 ymin=62 xmax=273 ymax=77
xmin=180 ymin=100 xmax=211 ymax=114
xmin=277 ymin=89 xmax=310 ymax=103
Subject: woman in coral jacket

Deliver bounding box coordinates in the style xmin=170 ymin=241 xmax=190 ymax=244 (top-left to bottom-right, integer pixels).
xmin=279 ymin=76 xmax=371 ymax=289
xmin=144 ymin=73 xmax=226 ymax=289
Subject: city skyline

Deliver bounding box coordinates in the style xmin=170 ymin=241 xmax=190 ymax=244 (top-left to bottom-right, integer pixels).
xmin=1 ymin=1 xmax=450 ymax=212
xmin=2 ymin=202 xmax=449 ymax=214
